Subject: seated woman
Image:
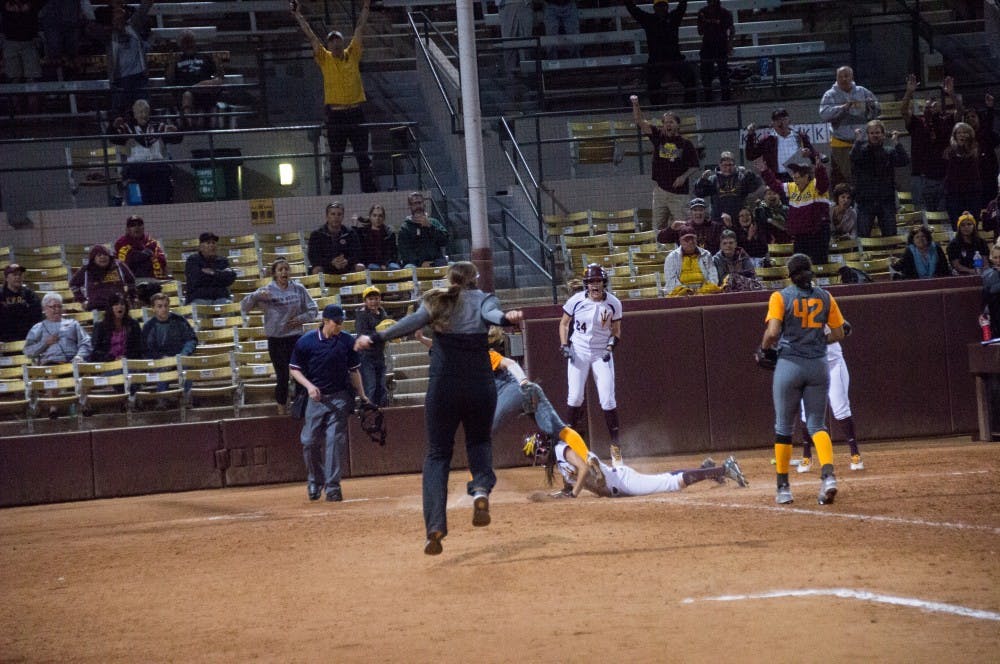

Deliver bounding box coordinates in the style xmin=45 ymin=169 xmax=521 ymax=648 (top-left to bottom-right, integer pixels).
xmin=830 ymin=182 xmax=858 ymax=240
xmin=894 ymin=225 xmax=952 ymax=279
xmin=734 ymin=206 xmax=769 ymax=264
xmin=110 ymin=99 xmax=182 ymax=205
xmin=69 ymin=245 xmax=136 ymax=311
xmin=946 ymin=211 xmax=991 ymax=276
xmin=90 ymin=293 xmax=142 ymax=362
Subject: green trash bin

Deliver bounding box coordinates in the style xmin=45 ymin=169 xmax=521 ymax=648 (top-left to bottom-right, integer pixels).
xmin=191 ymin=148 xmax=243 ymax=200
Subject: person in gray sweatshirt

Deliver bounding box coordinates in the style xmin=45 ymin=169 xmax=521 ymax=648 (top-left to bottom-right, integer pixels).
xmin=241 ymin=258 xmax=318 ymax=414
xmin=819 ymin=65 xmax=880 ymax=187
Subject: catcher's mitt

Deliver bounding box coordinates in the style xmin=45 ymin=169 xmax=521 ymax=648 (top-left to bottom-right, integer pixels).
xmin=754 ymin=347 xmax=778 ymax=370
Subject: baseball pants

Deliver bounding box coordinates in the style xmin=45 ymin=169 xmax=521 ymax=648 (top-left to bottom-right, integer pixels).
xmin=773 ymin=355 xmax=829 ymax=437
xmin=800 ymin=353 xmax=852 ymax=421
xmin=566 ymin=351 xmax=616 ymax=410
xmin=601 ymin=463 xmax=684 ymax=497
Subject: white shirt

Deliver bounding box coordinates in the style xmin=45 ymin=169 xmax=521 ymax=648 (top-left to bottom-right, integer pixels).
xmin=776 ymin=131 xmax=799 ymax=175
xmin=563 ymin=290 xmax=622 ymax=353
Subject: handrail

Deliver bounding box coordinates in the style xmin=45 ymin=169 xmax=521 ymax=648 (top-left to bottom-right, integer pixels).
xmin=495 ymin=205 xmax=557 ymax=303
xmin=407 ymin=10 xmax=459 ymax=134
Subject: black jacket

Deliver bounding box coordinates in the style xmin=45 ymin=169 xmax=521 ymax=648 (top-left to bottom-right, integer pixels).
xmin=307 ymin=223 xmax=363 ymax=274
xmin=90 ymin=316 xmax=143 ymax=361
xmin=184 ymin=252 xmax=236 ymax=303
xmin=0 ymin=285 xmax=42 ymax=342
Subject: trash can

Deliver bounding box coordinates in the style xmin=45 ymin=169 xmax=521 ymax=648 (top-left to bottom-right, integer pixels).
xmin=191 ymin=148 xmax=243 ymax=201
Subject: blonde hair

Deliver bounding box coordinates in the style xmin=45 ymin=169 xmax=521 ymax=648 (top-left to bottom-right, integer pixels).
xmin=422 ymin=261 xmax=477 ymax=332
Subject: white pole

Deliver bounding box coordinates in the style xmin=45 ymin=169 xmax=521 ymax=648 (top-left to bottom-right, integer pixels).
xmin=455 ymin=0 xmax=494 ymax=290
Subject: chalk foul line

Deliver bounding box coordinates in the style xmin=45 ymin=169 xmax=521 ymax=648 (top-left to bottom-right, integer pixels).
xmin=655 ymin=498 xmax=1000 ymax=536
xmin=681 ymin=588 xmax=1000 ymax=622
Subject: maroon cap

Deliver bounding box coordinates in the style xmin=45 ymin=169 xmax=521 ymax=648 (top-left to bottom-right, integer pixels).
xmin=4 ymin=263 xmax=26 ymax=276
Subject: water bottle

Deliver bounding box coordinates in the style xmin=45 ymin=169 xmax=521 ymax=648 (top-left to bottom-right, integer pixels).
xmin=973 ymin=251 xmax=984 ymax=274
xmin=980 ymin=311 xmax=992 ymax=341
xmin=758 ymin=57 xmax=771 ymax=78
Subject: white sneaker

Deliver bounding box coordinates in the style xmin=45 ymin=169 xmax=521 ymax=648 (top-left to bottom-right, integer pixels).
xmin=610 ymin=444 xmax=623 ymax=469
xmin=850 ymin=454 xmax=864 ymax=471
xmin=796 ymin=458 xmax=812 ymax=473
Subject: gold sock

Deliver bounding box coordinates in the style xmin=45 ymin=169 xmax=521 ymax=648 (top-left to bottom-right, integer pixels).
xmin=775 ymin=443 xmax=792 ymax=475
xmin=559 ymin=427 xmax=590 ymax=460
xmin=813 ymin=430 xmax=834 ymax=468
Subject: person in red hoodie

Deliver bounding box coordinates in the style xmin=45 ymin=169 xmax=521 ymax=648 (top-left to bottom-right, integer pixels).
xmin=69 ymin=244 xmax=136 ymax=311
xmin=113 ymin=215 xmax=168 ymax=280
xmin=753 ymin=149 xmax=831 ymax=265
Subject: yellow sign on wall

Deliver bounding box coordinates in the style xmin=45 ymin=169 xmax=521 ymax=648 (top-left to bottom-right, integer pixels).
xmin=250 ymin=199 xmax=275 ymax=225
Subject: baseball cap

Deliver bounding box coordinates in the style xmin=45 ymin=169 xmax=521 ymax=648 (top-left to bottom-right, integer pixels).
xmin=676 ymin=224 xmax=697 ymax=239
xmin=125 ymin=215 xmax=144 ymax=227
xmin=325 ymin=201 xmax=344 ymax=212
xmin=325 ymin=29 xmax=344 ymax=41
xmin=771 ymin=108 xmax=790 ymax=120
xmin=322 ymin=304 xmax=346 ymax=321
xmin=4 ymin=263 xmax=26 ymax=276
xmin=362 ymin=286 xmax=381 ymax=299
xmin=199 ymin=232 xmax=219 ymax=243
xmin=689 ymin=197 xmax=707 ymax=209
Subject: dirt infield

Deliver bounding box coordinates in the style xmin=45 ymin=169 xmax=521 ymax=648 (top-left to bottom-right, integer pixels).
xmin=2 ymin=436 xmax=998 ymax=662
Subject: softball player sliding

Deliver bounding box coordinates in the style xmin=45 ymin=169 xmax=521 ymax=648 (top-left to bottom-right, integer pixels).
xmin=797 ymin=326 xmax=864 ymax=473
xmin=559 ymin=264 xmax=624 ymax=467
xmin=523 ymin=436 xmax=747 ymax=498
xmin=759 ymin=253 xmax=846 ymax=506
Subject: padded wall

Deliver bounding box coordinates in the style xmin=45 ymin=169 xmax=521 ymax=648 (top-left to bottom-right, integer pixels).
xmin=0 ymin=431 xmax=93 ymax=506
xmin=348 ymin=405 xmax=428 ymax=477
xmin=91 ymin=422 xmax=223 ymax=498
xmin=219 ymin=416 xmax=308 ymax=486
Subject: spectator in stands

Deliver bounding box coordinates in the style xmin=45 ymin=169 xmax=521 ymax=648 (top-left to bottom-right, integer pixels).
xmin=291 ymin=0 xmax=377 ymax=195
xmin=735 ymin=206 xmax=768 ymax=263
xmin=89 ymin=292 xmax=142 ymax=362
xmin=24 ymin=291 xmax=92 ymax=365
xmin=99 ymin=0 xmax=156 ymax=118
xmin=693 ymin=150 xmax=763 ymax=222
xmin=630 ymin=95 xmax=700 ymax=230
xmin=241 ymin=257 xmax=318 ymax=415
xmin=850 ymin=120 xmax=910 ymax=238
xmin=657 ymin=197 xmax=722 ymax=254
xmin=983 ymin=244 xmax=1000 ymax=338
xmin=819 ymin=65 xmax=880 ymax=187
xmin=357 ymin=203 xmax=401 ymax=270
xmin=943 ymin=121 xmax=982 ymax=229
xmin=69 ymin=244 xmax=137 ymax=311
xmin=1 ymin=1 xmax=42 ymax=85
xmin=894 ymin=225 xmax=951 ymax=279
xmin=622 ymin=0 xmax=696 ymax=106
xmin=662 ymin=224 xmax=720 ymax=296
xmin=24 ymin=291 xmax=92 ymax=417
xmin=901 ymin=74 xmax=960 ymax=211
xmin=397 ymin=192 xmax=449 ymax=268
xmin=184 ymin=232 xmax=236 ymax=304
xmin=0 ymin=263 xmax=41 ymax=343
xmin=354 ymin=285 xmax=391 ymax=407
xmin=141 ymin=292 xmax=196 ymax=358
xmin=38 ymin=0 xmax=83 ymax=72
xmin=829 ymin=183 xmax=857 ymax=240
xmin=753 ymin=149 xmax=831 ymax=265
xmin=744 ymin=108 xmax=815 ymax=183
xmin=498 ymin=0 xmax=534 ymax=78
xmin=307 ymin=202 xmax=365 ymax=275
xmin=114 ymin=214 xmax=168 ymax=281
xmin=164 ymin=29 xmax=224 ymax=130
xmin=543 ymin=0 xmax=579 ymax=60
xmin=696 ymin=0 xmax=733 ymax=102
xmin=962 ymin=94 xmax=998 ymax=212
xmin=110 ymin=98 xmax=182 ymax=205
xmin=983 ymin=174 xmax=1000 ymax=235
xmin=712 ymin=228 xmax=757 ymax=288
xmin=754 ymin=188 xmax=790 ymax=243
xmin=946 ymin=212 xmax=991 ymax=276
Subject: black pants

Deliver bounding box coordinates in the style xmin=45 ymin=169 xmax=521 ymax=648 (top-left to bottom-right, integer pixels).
xmin=268 ymin=335 xmax=300 ymax=405
xmin=646 ymin=59 xmax=697 ymax=106
xmin=699 ymin=57 xmax=731 ymax=101
xmin=793 ymin=224 xmax=832 ymax=266
xmin=324 ymin=105 xmax=377 ymax=195
xmin=123 ymin=161 xmax=173 ymax=205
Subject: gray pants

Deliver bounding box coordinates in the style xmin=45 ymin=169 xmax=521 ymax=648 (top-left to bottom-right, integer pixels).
xmin=300 ymin=390 xmax=352 ymax=491
xmin=773 ymin=355 xmax=829 ymax=437
xmin=492 ymin=375 xmax=566 ymax=437
xmin=499 ymin=0 xmax=534 ymax=76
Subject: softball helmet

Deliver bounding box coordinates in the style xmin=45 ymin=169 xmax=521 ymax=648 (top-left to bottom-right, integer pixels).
xmin=582 ymin=263 xmax=608 ymax=286
xmin=522 ymin=432 xmax=553 ymax=466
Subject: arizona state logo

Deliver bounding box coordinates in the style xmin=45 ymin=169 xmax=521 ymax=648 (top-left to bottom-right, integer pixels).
xmin=600 ymin=308 xmax=611 ymax=327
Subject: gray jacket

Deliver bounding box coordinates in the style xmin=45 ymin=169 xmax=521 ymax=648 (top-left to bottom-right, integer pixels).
xmin=240 ymin=281 xmax=318 ymax=338
xmin=24 ymin=318 xmax=93 ymax=363
xmin=819 ymin=82 xmax=880 ymax=143
xmin=373 ymin=289 xmax=507 ymax=341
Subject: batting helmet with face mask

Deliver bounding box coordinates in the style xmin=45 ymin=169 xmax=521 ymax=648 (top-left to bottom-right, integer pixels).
xmin=582 ymin=263 xmax=608 ymax=287
xmin=522 ymin=432 xmax=553 ymax=466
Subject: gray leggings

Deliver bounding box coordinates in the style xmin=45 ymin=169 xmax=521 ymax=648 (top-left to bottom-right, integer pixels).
xmin=492 ymin=375 xmax=566 ymax=437
xmin=773 ymin=355 xmax=829 ymax=437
